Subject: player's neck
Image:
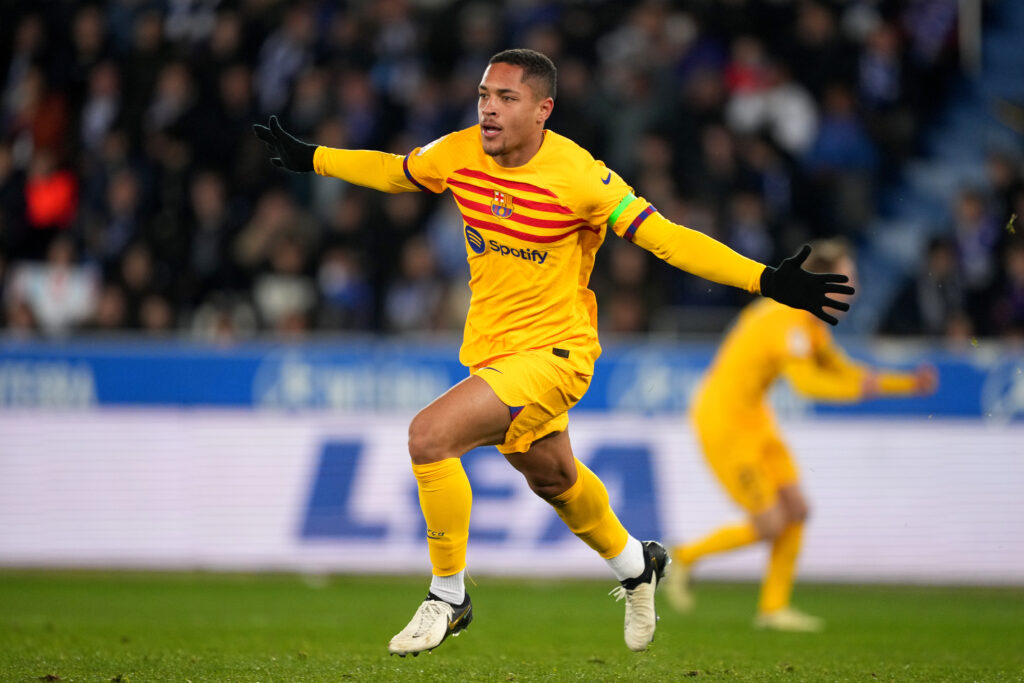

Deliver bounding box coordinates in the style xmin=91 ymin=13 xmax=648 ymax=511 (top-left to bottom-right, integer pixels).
xmin=491 ymin=129 xmax=547 ymax=168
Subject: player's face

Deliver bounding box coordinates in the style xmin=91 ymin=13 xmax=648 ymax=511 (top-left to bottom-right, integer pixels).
xmin=477 ymin=62 xmax=553 ymax=167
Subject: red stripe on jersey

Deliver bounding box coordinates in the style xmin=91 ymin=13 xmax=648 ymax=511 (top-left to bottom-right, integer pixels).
xmin=463 ymin=214 xmax=598 ymax=243
xmin=453 ymin=168 xmax=558 ymax=198
xmin=447 ymin=179 xmax=573 ymax=214
xmin=451 ymin=191 xmax=587 ymax=230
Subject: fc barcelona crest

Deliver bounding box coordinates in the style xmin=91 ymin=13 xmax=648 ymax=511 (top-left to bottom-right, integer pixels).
xmin=491 ymin=190 xmax=514 ymax=218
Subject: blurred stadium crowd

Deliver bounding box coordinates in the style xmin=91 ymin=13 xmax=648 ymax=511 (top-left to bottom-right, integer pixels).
xmin=1 ymin=0 xmax=1021 ymax=341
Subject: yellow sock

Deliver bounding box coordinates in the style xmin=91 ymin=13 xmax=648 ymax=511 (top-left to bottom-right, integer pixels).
xmin=411 ymin=459 xmax=472 ymax=576
xmin=758 ymin=522 xmax=804 ymax=613
xmin=549 ymin=458 xmax=629 ymax=559
xmin=675 ymin=521 xmax=760 ymax=566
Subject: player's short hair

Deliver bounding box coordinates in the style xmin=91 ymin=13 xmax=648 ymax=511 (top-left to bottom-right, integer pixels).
xmin=805 ymin=237 xmax=853 ymax=273
xmin=488 ymin=48 xmax=557 ymax=100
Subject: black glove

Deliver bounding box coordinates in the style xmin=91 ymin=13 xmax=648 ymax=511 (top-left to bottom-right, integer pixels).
xmin=760 ymin=244 xmax=855 ymax=325
xmin=252 ymin=115 xmax=317 ymax=172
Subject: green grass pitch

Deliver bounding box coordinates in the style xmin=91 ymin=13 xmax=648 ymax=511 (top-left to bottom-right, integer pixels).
xmin=1 ymin=570 xmax=1022 ymax=682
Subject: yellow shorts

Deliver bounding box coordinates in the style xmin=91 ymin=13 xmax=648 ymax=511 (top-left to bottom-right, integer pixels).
xmin=692 ymin=411 xmax=799 ymax=514
xmin=472 ymin=347 xmax=593 ymax=454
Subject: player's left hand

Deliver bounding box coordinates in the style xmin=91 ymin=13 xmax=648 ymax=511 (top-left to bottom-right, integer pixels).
xmin=760 ymin=245 xmax=856 ymax=326
xmin=252 ymin=115 xmax=317 ymax=172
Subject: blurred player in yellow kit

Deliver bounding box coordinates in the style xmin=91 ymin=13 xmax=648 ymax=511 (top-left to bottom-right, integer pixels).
xmin=665 ymin=238 xmax=937 ymax=631
xmin=255 ymin=49 xmax=853 ymax=655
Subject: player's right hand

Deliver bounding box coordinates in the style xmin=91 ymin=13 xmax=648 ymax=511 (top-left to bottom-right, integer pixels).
xmin=913 ymin=363 xmax=938 ymax=395
xmin=252 ymin=115 xmax=317 ymax=173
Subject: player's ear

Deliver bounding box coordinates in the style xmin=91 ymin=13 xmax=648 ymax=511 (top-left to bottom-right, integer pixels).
xmin=537 ymin=96 xmax=553 ymax=124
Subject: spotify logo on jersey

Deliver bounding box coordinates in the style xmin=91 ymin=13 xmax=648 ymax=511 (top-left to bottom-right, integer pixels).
xmin=465 ymin=226 xmax=486 ymax=254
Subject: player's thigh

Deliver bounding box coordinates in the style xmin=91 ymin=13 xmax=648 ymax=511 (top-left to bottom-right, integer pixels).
xmin=762 ymin=432 xmax=800 ymax=492
xmin=503 ymin=429 xmax=578 ymax=499
xmin=474 ymin=350 xmax=591 ymax=455
xmin=698 ymin=423 xmax=779 ymax=515
xmin=408 ymin=374 xmax=512 ymax=462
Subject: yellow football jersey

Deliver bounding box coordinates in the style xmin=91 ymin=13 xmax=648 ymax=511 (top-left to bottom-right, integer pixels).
xmin=693 ymin=298 xmax=919 ymax=425
xmin=315 ymin=125 xmax=764 ymax=369
xmin=403 ymin=126 xmax=662 ymax=367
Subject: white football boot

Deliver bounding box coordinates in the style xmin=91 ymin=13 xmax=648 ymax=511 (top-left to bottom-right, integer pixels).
xmin=609 ymin=540 xmax=669 ymax=651
xmin=388 ymin=593 xmax=473 ymax=656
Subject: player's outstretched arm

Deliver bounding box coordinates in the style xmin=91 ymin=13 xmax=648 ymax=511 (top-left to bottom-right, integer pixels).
xmin=252 ymin=116 xmax=420 ymax=192
xmin=252 ymin=115 xmax=316 ymax=172
xmin=760 ymin=245 xmax=855 ymax=326
xmin=862 ymin=362 xmax=940 ymax=398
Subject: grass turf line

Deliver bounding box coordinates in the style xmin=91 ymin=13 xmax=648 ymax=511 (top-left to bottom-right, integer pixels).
xmin=1 ymin=571 xmax=1022 ymax=682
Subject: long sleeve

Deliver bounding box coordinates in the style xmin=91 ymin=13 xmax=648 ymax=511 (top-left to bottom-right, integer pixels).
xmin=782 ymin=351 xmax=868 ymax=402
xmin=313 ymin=146 xmax=420 ymax=193
xmin=630 ymin=211 xmax=765 ymax=294
xmin=782 ymin=337 xmax=920 ymax=401
xmin=873 ymin=371 xmax=920 ymax=395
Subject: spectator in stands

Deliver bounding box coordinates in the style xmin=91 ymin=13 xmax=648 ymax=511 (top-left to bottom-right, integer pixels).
xmin=178 ymin=170 xmax=242 ymax=306
xmin=724 ymin=190 xmax=776 ymax=265
xmin=0 ymin=1 xmax=1017 ymax=340
xmin=736 ymin=134 xmax=794 ymax=228
xmin=252 ymin=232 xmax=317 ymax=335
xmin=79 ymin=62 xmax=122 ymax=154
xmin=803 ymin=81 xmax=878 ymax=236
xmin=952 ymin=187 xmax=1002 ymax=334
xmin=23 ymin=150 xmax=78 ymax=258
xmin=2 ymin=15 xmax=48 ymax=133
xmin=991 ymin=239 xmax=1024 ymax=336
xmin=3 ymin=298 xmax=37 ymax=337
xmin=599 ymin=240 xmax=660 ymax=334
xmin=85 ymin=168 xmax=141 ymax=267
xmin=233 ymin=188 xmax=317 ymax=279
xmin=785 ymin=0 xmax=857 ymax=99
xmin=317 ymin=245 xmax=372 ymax=331
xmin=0 ymin=249 xmax=6 ymax=326
xmin=255 ymin=5 xmax=315 ymax=115
xmin=6 ymin=234 xmax=98 ymax=335
xmin=86 ymin=282 xmax=129 ymax=332
xmin=190 ymin=292 xmax=257 ymax=344
xmin=68 ymin=4 xmax=113 ymax=103
xmin=384 ymin=235 xmax=445 ymax=333
xmin=858 ymin=21 xmax=916 ymax=170
xmin=118 ymin=241 xmax=161 ymax=330
xmin=985 ymin=151 xmax=1023 ymax=224
xmin=0 ymin=141 xmax=27 ymax=258
xmin=139 ymin=293 xmax=176 ymax=335
xmin=881 ymin=235 xmax=966 ymax=337
xmin=121 ymin=9 xmax=172 ymax=142
xmin=726 ymin=45 xmax=818 ymax=157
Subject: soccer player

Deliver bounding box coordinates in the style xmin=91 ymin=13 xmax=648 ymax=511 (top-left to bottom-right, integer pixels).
xmin=664 ymin=237 xmax=937 ymax=631
xmin=254 ymin=49 xmax=853 ymax=655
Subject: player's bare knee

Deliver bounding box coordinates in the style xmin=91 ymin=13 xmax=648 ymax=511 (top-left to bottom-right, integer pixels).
xmin=525 ymin=472 xmax=574 ymax=501
xmin=407 ymin=415 xmax=449 ymax=464
xmin=788 ymin=501 xmax=810 ymax=524
xmin=753 ymin=507 xmax=786 ymax=540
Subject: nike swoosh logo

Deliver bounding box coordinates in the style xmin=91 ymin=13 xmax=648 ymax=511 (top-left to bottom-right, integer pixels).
xmin=601 ymin=172 xmax=611 ymax=184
